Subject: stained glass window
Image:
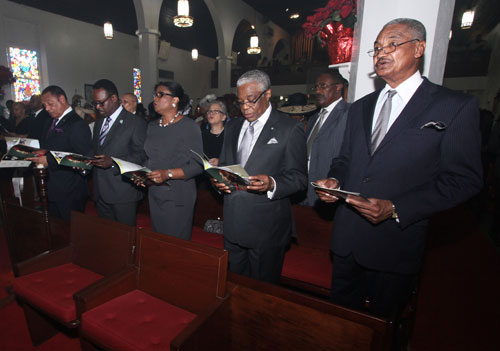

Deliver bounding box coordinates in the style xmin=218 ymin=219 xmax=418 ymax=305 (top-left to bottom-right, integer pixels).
xmin=8 ymin=47 xmax=41 ymax=101
xmin=133 ymin=68 xmax=142 ymax=103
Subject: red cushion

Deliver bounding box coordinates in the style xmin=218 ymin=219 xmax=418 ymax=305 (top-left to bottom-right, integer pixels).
xmin=191 ymin=227 xmax=224 ymax=248
xmin=281 ymin=245 xmax=332 ymax=289
xmin=13 ymin=263 xmax=103 ymax=322
xmin=81 ymin=289 xmax=197 ymax=351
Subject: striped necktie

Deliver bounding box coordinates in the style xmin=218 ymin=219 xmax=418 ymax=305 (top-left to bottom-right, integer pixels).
xmin=99 ymin=117 xmax=112 ymax=145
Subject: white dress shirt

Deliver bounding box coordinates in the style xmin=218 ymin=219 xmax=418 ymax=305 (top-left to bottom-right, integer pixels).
xmin=99 ymin=105 xmax=123 ymax=134
xmin=237 ymin=104 xmax=276 ymax=198
xmin=55 ymin=106 xmax=73 ymax=125
xmin=372 ymin=70 xmax=424 ymax=132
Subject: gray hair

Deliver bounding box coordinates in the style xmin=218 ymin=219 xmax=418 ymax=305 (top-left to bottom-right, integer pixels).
xmin=236 ymin=69 xmax=271 ymax=91
xmin=383 ymin=18 xmax=426 ymax=42
xmin=208 ymin=100 xmax=227 ymax=116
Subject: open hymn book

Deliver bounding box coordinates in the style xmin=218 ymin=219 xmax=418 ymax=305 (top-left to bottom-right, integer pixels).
xmin=111 ymin=157 xmax=156 ymax=186
xmin=50 ymin=151 xmax=95 ymax=170
xmin=0 ymin=137 xmax=42 ymax=167
xmin=311 ymin=182 xmax=368 ymax=202
xmin=190 ymin=150 xmax=251 ymax=191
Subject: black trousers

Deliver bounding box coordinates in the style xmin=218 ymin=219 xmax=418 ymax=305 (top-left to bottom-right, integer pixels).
xmin=330 ymin=252 xmax=416 ymax=318
xmin=48 ymin=196 xmax=87 ymax=222
xmin=223 ymin=237 xmax=286 ymax=284
xmin=95 ymin=197 xmax=138 ymax=226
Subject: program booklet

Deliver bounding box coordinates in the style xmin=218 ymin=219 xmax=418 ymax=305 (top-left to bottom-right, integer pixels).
xmin=0 ymin=137 xmax=42 ymax=168
xmin=111 ymin=157 xmax=155 ymax=185
xmin=50 ymin=151 xmax=95 ymax=170
xmin=191 ymin=149 xmax=251 ymax=190
xmin=311 ymin=182 xmax=368 ymax=201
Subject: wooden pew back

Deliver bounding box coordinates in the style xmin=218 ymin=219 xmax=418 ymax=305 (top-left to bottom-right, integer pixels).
xmin=135 ymin=228 xmax=228 ymax=315
xmin=71 ymin=211 xmax=136 ymax=276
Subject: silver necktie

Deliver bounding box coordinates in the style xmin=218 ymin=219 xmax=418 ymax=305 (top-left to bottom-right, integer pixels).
xmin=237 ymin=121 xmax=256 ymax=167
xmin=371 ymin=90 xmax=397 ymax=154
xmin=307 ymin=108 xmax=327 ymax=158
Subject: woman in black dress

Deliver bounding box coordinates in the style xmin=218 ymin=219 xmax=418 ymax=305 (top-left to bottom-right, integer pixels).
xmin=201 ymin=100 xmax=227 ymax=166
xmin=143 ymin=82 xmax=203 ymax=240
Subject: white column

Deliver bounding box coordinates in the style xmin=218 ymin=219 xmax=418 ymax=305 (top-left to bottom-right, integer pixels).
xmin=133 ymin=0 xmax=163 ymax=106
xmin=135 ymin=29 xmax=160 ymax=106
xmin=216 ymin=55 xmax=232 ymax=93
xmin=348 ymin=0 xmax=455 ymax=101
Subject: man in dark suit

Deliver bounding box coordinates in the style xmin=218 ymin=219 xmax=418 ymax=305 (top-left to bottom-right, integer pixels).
xmin=315 ymin=18 xmax=483 ymax=318
xmin=91 ymin=79 xmax=147 ymax=226
xmin=28 ymin=86 xmax=92 ymax=221
xmin=215 ymin=70 xmax=307 ymax=284
xmin=304 ymin=70 xmax=350 ymax=207
xmin=27 ymin=94 xmax=51 ymax=141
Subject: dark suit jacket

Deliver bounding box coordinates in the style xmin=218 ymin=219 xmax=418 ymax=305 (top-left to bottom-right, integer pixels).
xmin=28 ymin=109 xmax=52 ymax=141
xmin=328 ymin=78 xmax=483 ymax=274
xmin=92 ymin=108 xmax=147 ymax=204
xmin=305 ymin=99 xmax=350 ymax=206
xmin=219 ymin=109 xmax=308 ymax=248
xmin=41 ymin=110 xmax=92 ymax=202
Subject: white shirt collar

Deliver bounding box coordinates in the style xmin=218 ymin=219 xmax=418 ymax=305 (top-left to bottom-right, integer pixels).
xmin=321 ymin=96 xmax=343 ymax=117
xmin=55 ymin=106 xmax=73 ymax=125
xmin=381 ymin=70 xmax=423 ymax=104
xmin=108 ymin=105 xmax=123 ymax=122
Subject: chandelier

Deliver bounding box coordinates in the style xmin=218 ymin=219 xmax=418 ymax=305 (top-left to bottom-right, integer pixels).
xmin=247 ymin=34 xmax=261 ymax=55
xmin=104 ymin=22 xmax=113 ymax=40
xmin=173 ymin=0 xmax=194 ymax=28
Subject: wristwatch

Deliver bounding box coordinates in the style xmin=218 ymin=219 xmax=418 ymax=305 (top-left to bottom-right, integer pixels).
xmin=167 ymin=169 xmax=173 ymax=180
xmin=391 ymin=203 xmax=400 ymax=223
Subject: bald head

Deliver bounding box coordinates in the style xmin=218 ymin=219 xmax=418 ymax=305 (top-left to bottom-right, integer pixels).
xmin=121 ymin=93 xmax=138 ymax=114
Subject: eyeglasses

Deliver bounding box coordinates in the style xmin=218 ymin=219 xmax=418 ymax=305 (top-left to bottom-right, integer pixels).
xmin=153 ymin=92 xmax=175 ymax=99
xmin=206 ymin=110 xmax=224 ymax=115
xmin=237 ymin=90 xmax=266 ymax=108
xmin=367 ymin=38 xmax=420 ymax=57
xmin=311 ymin=83 xmax=341 ymax=91
xmin=92 ymin=95 xmax=112 ymax=108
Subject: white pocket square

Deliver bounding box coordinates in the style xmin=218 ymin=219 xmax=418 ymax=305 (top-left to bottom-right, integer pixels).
xmin=267 ymin=137 xmax=278 ymax=144
xmin=420 ymin=121 xmax=446 ymax=130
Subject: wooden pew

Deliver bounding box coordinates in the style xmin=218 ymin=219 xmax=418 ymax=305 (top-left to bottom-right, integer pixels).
xmin=1 ymin=200 xmax=70 ymax=276
xmin=173 ymin=273 xmax=393 ymax=351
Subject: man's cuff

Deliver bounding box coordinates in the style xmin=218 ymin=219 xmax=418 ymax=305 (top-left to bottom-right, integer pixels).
xmin=267 ymin=176 xmax=277 ymax=199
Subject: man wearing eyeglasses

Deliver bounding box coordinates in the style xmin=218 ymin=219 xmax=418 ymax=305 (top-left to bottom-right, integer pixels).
xmin=215 ymin=69 xmax=307 ymax=284
xmin=90 ymin=79 xmax=147 ymax=226
xmin=314 ymin=18 xmax=482 ymax=319
xmin=303 ymin=70 xmax=350 ymax=208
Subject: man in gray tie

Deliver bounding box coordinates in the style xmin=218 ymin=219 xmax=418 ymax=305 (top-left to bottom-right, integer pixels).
xmin=215 ymin=70 xmax=307 ymax=284
xmin=314 ymin=18 xmax=482 ymax=319
xmin=303 ymin=70 xmax=350 ymax=207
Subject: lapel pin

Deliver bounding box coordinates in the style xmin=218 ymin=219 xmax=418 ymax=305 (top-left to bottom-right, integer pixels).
xmin=119 ymin=119 xmax=124 ymax=124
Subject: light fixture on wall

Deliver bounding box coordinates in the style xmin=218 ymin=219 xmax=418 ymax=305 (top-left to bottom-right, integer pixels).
xmin=247 ymin=34 xmax=261 ymax=54
xmin=289 ymin=13 xmax=300 ymax=19
xmin=461 ymin=9 xmax=474 ymax=29
xmin=174 ymin=0 xmax=194 ymax=28
xmin=104 ymin=22 xmax=113 ymax=39
xmin=191 ymin=48 xmax=198 ymax=61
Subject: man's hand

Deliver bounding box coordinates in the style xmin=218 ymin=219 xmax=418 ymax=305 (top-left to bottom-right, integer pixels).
xmin=346 ymin=196 xmax=393 ymax=224
xmin=211 ymin=178 xmax=231 ymax=193
xmin=26 ymin=155 xmax=48 ymax=167
xmin=91 ymin=155 xmax=113 ymax=168
xmin=247 ymin=175 xmax=273 ymax=192
xmin=208 ymin=158 xmax=219 ymax=166
xmin=314 ymin=178 xmax=340 ymax=203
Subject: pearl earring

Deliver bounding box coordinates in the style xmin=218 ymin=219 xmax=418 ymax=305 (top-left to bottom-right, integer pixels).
xmin=172 ymin=103 xmax=176 ymax=107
